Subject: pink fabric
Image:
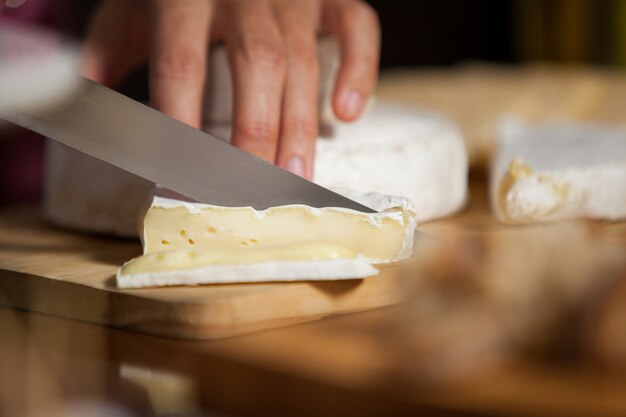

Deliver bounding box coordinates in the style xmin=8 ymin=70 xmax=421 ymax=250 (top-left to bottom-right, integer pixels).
xmin=1 ymin=0 xmax=61 ymax=26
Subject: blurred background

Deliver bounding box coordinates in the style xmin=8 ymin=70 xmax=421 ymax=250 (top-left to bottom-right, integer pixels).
xmin=9 ymin=0 xmax=626 ymax=65
xmin=373 ymin=0 xmax=625 ymax=67
xmin=6 ymin=0 xmax=626 ymax=87
xmin=8 ymin=0 xmax=626 ymax=66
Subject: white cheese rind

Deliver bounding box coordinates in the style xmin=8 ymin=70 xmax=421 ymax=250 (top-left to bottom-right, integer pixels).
xmin=116 ymin=257 xmax=379 ymax=289
xmin=44 ymin=141 xmax=152 ymax=237
xmin=150 ymin=186 xmax=412 ymax=222
xmin=314 ymin=103 xmax=468 ymax=221
xmin=491 ymin=119 xmax=626 ymax=222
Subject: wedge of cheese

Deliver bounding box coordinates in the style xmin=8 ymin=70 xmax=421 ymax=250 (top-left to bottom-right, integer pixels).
xmin=116 ymin=189 xmax=416 ymax=288
xmin=491 ymin=119 xmax=626 ymax=223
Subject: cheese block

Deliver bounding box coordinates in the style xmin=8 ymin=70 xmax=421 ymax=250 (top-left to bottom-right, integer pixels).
xmin=491 ymin=119 xmax=626 ymax=223
xmin=116 ymin=188 xmax=415 ymax=288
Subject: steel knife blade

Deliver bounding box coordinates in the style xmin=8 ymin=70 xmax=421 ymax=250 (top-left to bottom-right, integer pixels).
xmin=1 ymin=77 xmax=375 ymax=212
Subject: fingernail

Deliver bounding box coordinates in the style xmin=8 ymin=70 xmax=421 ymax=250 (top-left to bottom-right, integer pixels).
xmin=341 ymin=89 xmax=363 ymax=119
xmin=285 ymin=156 xmax=306 ymax=178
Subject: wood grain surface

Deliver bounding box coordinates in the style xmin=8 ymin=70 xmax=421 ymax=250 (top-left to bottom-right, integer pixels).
xmin=0 ymin=205 xmax=418 ymax=339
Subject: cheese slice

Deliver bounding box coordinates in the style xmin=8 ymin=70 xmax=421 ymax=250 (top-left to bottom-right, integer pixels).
xmin=116 ymin=189 xmax=416 ymax=288
xmin=116 ymin=243 xmax=379 ymax=288
xmin=491 ymin=119 xmax=626 ymax=223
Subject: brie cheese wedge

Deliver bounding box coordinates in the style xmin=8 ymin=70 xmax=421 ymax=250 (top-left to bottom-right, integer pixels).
xmin=492 ymin=119 xmax=626 ymax=223
xmin=116 ymin=189 xmax=416 ymax=288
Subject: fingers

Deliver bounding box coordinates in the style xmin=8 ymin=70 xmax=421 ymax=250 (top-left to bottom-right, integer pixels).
xmin=81 ymin=1 xmax=114 ymax=83
xmin=82 ymin=23 xmax=111 ymax=84
xmin=82 ymin=0 xmax=378 ymax=178
xmin=322 ymin=0 xmax=380 ymax=122
xmin=150 ymin=0 xmax=212 ymax=128
xmin=225 ymin=0 xmax=286 ymax=163
xmin=274 ymin=0 xmax=320 ymax=179
xmin=82 ymin=0 xmax=149 ymax=86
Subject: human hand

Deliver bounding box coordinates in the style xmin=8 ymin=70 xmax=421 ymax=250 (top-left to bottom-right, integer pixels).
xmin=82 ymin=0 xmax=380 ymax=179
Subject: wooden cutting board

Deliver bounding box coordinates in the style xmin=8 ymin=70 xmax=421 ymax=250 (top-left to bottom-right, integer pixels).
xmin=0 ymin=205 xmax=414 ymax=339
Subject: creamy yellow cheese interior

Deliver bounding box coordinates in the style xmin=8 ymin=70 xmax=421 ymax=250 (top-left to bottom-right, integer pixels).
xmin=121 ymin=242 xmax=358 ymax=275
xmin=142 ymin=204 xmax=411 ymax=262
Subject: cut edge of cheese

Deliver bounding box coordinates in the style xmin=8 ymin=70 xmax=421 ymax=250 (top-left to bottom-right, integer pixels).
xmin=141 ymin=187 xmax=418 ymax=264
xmin=493 ymin=158 xmax=568 ymax=223
xmin=491 ymin=118 xmax=626 ymax=223
xmin=494 ymin=158 xmax=626 ymax=223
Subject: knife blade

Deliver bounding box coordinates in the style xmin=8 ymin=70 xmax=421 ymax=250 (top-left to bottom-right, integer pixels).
xmin=1 ymin=77 xmax=375 ymax=212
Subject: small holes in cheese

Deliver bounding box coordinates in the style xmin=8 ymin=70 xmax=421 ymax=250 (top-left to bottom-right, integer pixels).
xmin=180 ymin=230 xmax=188 ymax=237
xmin=207 ymin=226 xmax=217 ymax=234
xmin=250 ymin=239 xmax=258 ymax=244
xmin=240 ymin=241 xmax=248 ymax=246
xmin=188 ymin=238 xmax=195 ymax=245
xmin=161 ymin=240 xmax=170 ymax=245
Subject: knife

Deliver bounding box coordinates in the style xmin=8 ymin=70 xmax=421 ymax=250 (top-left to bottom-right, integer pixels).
xmin=1 ymin=77 xmax=375 ymax=212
